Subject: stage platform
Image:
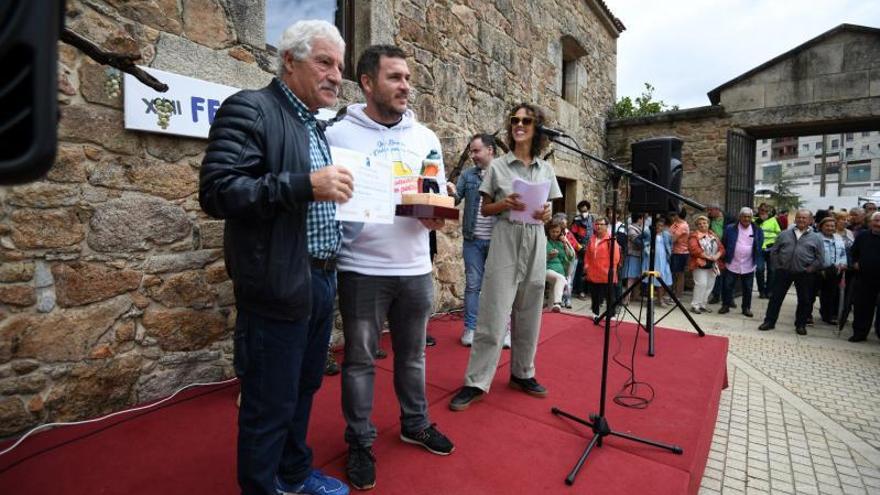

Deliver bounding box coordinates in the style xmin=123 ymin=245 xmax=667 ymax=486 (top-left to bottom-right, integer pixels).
xmin=0 ymin=312 xmax=728 ymax=494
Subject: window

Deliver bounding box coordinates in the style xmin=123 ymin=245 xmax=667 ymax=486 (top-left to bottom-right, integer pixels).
xmin=816 ymin=142 xmax=823 ymax=150
xmin=560 ymin=36 xmax=587 ymax=104
xmin=831 ymin=139 xmax=839 ymax=148
xmin=763 ymin=164 xmax=781 ymax=181
xmin=801 ymin=144 xmax=809 ymax=152
xmin=863 ymin=132 xmax=871 ymax=137
xmin=265 ymin=0 xmax=365 ymax=80
xmin=861 ymin=145 xmax=870 ymax=154
xmin=847 ymin=164 xmax=871 ymax=183
xmin=762 ymin=139 xmax=768 ymax=144
xmin=815 ymin=163 xmax=841 ymax=175
xmin=845 ymin=133 xmax=854 ymax=141
xmin=846 ymin=148 xmax=853 ymax=157
xmin=761 ymin=150 xmax=768 ymax=158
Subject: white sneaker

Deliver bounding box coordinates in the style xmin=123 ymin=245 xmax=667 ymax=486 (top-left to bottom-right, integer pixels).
xmin=551 ymin=303 xmax=562 ymax=313
xmin=460 ymin=328 xmax=474 ymax=347
xmin=502 ymin=330 xmax=511 ymax=349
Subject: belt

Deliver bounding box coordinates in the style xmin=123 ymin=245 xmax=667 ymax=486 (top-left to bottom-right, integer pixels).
xmin=310 ymin=257 xmax=337 ymax=272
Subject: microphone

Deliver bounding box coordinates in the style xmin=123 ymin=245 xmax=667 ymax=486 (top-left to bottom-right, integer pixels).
xmin=536 ymin=124 xmax=568 ymax=138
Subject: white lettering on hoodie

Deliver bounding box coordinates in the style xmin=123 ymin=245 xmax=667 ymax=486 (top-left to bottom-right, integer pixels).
xmin=325 ymin=104 xmax=447 ymax=276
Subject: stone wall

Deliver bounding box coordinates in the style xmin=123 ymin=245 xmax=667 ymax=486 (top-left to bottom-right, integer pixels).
xmin=0 ymin=0 xmax=619 ymax=436
xmin=606 ymin=106 xmax=733 ymax=211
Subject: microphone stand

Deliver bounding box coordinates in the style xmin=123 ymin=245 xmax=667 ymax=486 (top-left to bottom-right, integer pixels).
xmin=546 ymin=134 xmax=705 ymax=486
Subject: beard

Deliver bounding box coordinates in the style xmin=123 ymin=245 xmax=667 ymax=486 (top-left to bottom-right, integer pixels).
xmin=372 ymin=90 xmax=407 ymax=122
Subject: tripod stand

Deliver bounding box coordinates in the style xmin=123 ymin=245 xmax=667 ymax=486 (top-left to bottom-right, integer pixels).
xmin=594 ymin=213 xmax=706 ymax=356
xmin=546 ymin=135 xmax=705 ymax=486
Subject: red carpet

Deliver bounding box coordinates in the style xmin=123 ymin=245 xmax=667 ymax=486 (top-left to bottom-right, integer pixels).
xmin=0 ymin=313 xmax=728 ymax=494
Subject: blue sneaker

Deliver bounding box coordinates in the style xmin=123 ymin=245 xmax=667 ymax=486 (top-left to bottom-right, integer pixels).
xmin=275 ymin=470 xmax=350 ymax=495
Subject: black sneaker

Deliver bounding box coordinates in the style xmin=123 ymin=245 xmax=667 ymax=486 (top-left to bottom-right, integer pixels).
xmin=449 ymin=386 xmax=484 ymax=411
xmin=509 ymin=375 xmax=548 ymax=397
xmin=758 ymin=322 xmax=774 ymax=331
xmin=345 ymin=445 xmax=376 ymax=491
xmin=795 ymin=326 xmax=807 ymax=335
xmin=400 ymin=423 xmax=454 ymax=455
xmin=718 ymin=306 xmax=730 ymax=314
xmin=425 ymin=334 xmax=437 ymax=347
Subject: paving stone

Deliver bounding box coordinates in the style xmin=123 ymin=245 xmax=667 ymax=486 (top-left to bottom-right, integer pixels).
xmin=574 ymin=293 xmax=880 ymax=495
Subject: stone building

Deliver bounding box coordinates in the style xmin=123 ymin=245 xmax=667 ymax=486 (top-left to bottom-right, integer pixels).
xmin=608 ymin=24 xmax=880 ymax=216
xmin=0 ymin=0 xmax=623 ymax=436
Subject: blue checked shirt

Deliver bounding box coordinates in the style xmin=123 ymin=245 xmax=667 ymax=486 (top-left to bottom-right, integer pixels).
xmin=275 ymin=78 xmax=341 ymax=260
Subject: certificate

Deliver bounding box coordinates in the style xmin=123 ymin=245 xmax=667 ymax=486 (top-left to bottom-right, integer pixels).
xmin=332 ymin=146 xmax=395 ymax=224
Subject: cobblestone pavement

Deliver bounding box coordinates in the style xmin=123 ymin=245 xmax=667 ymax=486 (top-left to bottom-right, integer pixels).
xmin=564 ymin=288 xmax=880 ymax=495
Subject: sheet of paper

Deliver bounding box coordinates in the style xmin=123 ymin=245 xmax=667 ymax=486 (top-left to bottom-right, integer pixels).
xmin=332 ymin=146 xmax=395 ymax=224
xmin=510 ymin=178 xmax=551 ymax=225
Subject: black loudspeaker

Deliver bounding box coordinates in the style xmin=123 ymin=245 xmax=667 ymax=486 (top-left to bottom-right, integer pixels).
xmin=628 ymin=137 xmax=683 ymax=214
xmin=0 ymin=0 xmax=64 ymax=185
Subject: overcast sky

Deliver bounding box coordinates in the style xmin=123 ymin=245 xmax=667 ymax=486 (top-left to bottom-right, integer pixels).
xmin=265 ymin=0 xmax=335 ymax=47
xmin=607 ymin=0 xmax=880 ymax=109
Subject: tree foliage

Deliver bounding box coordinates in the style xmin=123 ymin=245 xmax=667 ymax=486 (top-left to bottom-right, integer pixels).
xmin=771 ymin=169 xmax=803 ymax=211
xmin=610 ymin=83 xmax=679 ymax=119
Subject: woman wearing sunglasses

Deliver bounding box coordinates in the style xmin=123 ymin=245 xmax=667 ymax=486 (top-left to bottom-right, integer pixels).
xmin=449 ymin=103 xmax=563 ymax=411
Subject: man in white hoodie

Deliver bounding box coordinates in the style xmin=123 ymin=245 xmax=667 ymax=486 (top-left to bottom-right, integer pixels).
xmin=324 ymin=45 xmax=454 ymax=491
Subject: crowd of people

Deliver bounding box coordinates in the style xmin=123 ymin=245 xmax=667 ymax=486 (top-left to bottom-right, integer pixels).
xmin=537 ymin=199 xmax=880 ymax=342
xmin=199 ymin=19 xmax=880 ymax=495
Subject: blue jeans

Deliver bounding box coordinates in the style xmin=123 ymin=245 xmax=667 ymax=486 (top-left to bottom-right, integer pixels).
xmin=755 ymin=248 xmax=774 ymax=296
xmin=236 ymin=267 xmax=336 ymax=494
xmin=463 ymin=238 xmax=491 ymax=330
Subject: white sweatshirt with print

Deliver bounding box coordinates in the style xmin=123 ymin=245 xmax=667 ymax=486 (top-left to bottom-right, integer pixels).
xmin=325 ymin=104 xmax=446 ymax=276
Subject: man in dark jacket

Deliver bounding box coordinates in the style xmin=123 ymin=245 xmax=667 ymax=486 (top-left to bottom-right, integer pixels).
xmin=199 ymin=20 xmax=353 ymax=495
xmin=447 ymin=133 xmax=497 ymax=346
xmin=719 ymin=207 xmax=764 ymax=317
xmin=849 ymin=212 xmax=880 ymax=342
xmin=759 ymin=209 xmax=825 ymax=335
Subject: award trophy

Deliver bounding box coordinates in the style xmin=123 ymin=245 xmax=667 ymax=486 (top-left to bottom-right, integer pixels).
xmin=395 ymin=150 xmax=459 ymax=220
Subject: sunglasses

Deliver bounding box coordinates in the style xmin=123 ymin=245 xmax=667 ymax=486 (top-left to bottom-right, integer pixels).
xmin=509 ymin=116 xmax=535 ymax=126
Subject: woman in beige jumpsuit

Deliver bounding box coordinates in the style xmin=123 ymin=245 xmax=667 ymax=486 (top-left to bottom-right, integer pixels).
xmin=449 ymin=103 xmax=562 ymax=411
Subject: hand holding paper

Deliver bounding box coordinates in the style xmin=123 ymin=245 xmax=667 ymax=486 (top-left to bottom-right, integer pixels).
xmin=509 ymin=178 xmax=551 ymax=224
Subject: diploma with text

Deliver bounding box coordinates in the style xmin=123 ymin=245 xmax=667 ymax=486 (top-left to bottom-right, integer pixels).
xmin=332 ymin=146 xmax=395 ymax=224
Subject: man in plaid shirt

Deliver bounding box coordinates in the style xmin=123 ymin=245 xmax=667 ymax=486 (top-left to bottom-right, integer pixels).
xmin=200 ymin=20 xmax=353 ymax=495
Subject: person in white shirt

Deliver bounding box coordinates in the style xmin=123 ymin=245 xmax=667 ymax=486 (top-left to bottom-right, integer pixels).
xmin=324 ymin=45 xmax=453 ymax=491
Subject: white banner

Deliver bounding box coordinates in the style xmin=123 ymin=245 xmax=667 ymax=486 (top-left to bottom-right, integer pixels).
xmin=124 ymin=66 xmax=240 ymax=139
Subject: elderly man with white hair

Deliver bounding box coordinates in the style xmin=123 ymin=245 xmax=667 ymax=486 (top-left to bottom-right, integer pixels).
xmin=759 ymin=209 xmax=825 ymax=335
xmin=719 ymin=207 xmax=764 ymax=317
xmin=200 ymin=20 xmax=353 ymax=495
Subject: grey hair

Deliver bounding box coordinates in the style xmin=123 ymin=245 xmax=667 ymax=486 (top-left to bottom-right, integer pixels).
xmin=872 ymin=212 xmax=880 ymax=221
xmin=276 ymin=20 xmax=345 ymax=78
xmin=851 ymin=207 xmax=865 ymax=215
xmin=739 ymin=207 xmax=754 ymax=216
xmin=796 ymin=208 xmax=813 ymax=217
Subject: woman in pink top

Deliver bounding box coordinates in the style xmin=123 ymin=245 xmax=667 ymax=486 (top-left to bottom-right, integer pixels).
xmin=669 ymin=208 xmax=691 ymax=298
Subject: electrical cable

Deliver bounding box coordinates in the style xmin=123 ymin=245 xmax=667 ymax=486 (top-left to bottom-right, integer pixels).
xmin=610 ymin=222 xmax=656 ymax=409
xmin=0 ymin=377 xmax=238 ymax=458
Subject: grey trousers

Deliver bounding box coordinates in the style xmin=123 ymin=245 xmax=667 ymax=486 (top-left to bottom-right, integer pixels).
xmin=338 ymin=271 xmax=433 ymax=447
xmin=464 ymin=220 xmax=546 ymax=392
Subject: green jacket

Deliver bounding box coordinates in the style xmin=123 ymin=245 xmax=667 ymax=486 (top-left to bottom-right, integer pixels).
xmin=547 ymin=238 xmax=572 ymax=276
